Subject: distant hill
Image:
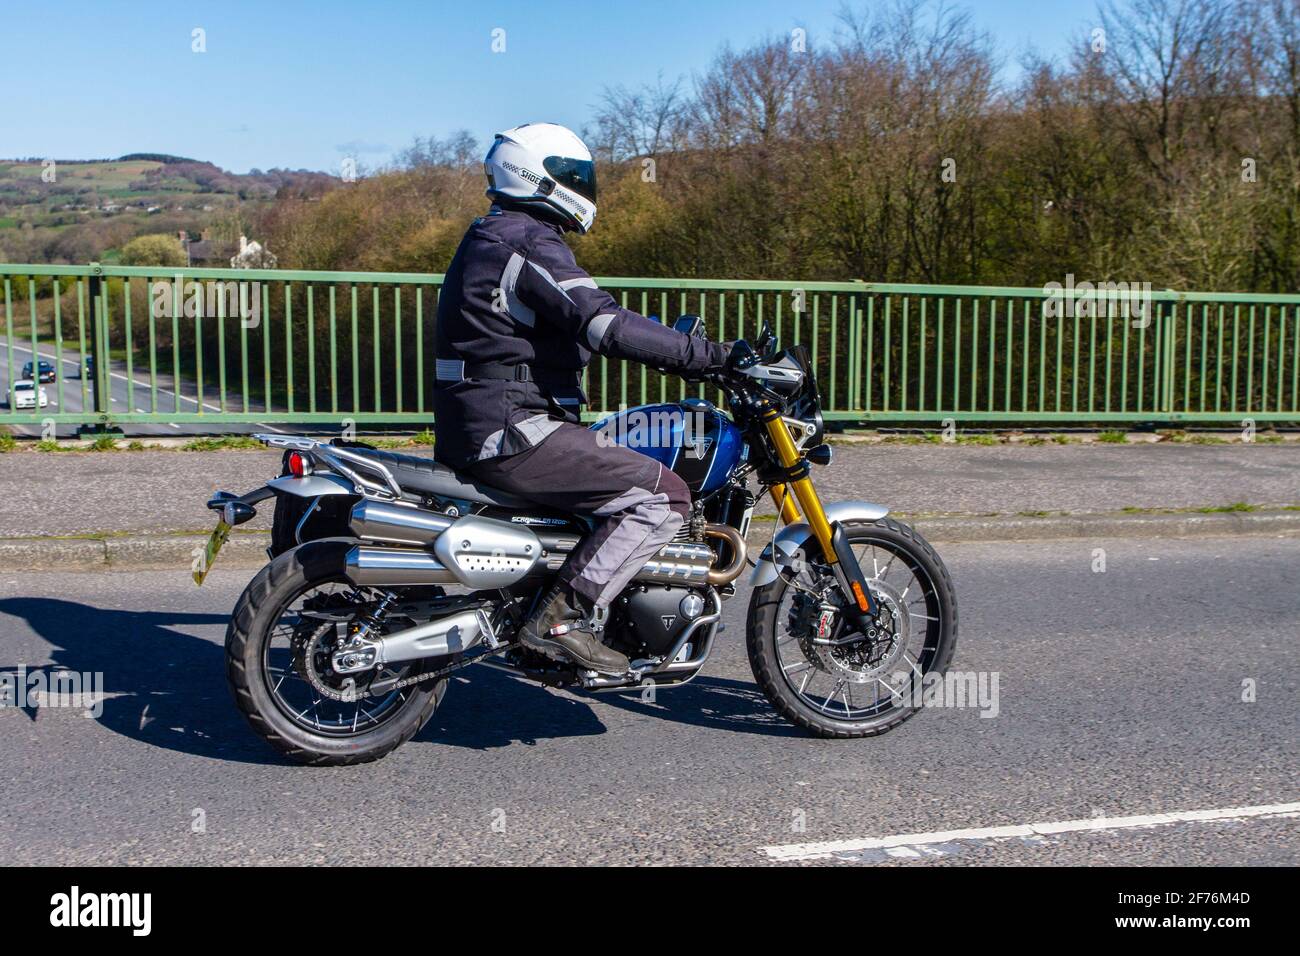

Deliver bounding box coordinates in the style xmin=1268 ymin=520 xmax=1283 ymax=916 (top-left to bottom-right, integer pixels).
xmin=0 ymin=155 xmax=340 ymax=265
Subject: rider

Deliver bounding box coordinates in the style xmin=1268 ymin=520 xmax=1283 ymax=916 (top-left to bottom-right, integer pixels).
xmin=433 ymin=123 xmax=729 ymax=676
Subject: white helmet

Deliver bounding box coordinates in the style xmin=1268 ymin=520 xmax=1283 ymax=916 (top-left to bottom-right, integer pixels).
xmin=484 ymin=123 xmax=597 ymax=233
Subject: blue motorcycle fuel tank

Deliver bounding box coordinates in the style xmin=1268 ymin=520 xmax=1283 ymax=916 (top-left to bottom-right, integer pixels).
xmin=590 ymin=398 xmax=745 ymax=494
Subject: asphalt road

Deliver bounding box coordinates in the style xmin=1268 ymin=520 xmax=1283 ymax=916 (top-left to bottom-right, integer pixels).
xmin=0 ymin=339 xmax=278 ymax=438
xmin=0 ymin=533 xmax=1295 ymax=865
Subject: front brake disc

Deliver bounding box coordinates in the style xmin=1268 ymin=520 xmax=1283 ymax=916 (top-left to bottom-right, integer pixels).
xmin=791 ymin=578 xmax=909 ymax=684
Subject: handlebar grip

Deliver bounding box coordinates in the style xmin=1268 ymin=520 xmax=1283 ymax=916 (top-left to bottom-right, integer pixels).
xmin=726 ymin=339 xmax=757 ymax=374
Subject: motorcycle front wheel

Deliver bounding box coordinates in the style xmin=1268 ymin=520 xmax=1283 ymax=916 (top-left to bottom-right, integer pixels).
xmin=747 ymin=517 xmax=958 ymax=738
xmin=225 ymin=541 xmax=446 ymax=765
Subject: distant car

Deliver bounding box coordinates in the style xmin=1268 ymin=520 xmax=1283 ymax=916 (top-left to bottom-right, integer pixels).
xmin=11 ymin=379 xmax=49 ymax=410
xmin=21 ymin=359 xmax=56 ymax=384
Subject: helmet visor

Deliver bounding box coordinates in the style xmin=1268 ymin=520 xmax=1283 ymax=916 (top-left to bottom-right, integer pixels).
xmin=543 ymin=155 xmax=597 ymax=204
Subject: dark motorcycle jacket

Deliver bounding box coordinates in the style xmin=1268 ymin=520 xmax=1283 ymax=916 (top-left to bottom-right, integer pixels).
xmin=433 ymin=205 xmax=728 ymax=468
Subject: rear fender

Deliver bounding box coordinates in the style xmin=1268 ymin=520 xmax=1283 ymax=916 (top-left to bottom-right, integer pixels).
xmin=260 ymin=476 xmax=361 ymax=557
xmin=266 ymin=474 xmax=357 ymax=497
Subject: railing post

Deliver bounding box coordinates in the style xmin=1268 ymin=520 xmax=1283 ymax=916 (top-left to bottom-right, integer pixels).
xmin=88 ymin=262 xmax=116 ymax=434
xmin=89 ymin=267 xmax=103 ymax=417
xmin=852 ymin=282 xmax=866 ymax=412
xmin=1158 ymin=299 xmax=1175 ymax=422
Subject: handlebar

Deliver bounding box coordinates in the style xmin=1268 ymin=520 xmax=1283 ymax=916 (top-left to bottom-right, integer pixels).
xmin=702 ymin=337 xmax=790 ymax=407
xmin=678 ymin=315 xmax=790 ymax=405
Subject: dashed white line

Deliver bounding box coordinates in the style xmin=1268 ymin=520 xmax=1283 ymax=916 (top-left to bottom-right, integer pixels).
xmin=759 ymin=801 xmax=1300 ymax=862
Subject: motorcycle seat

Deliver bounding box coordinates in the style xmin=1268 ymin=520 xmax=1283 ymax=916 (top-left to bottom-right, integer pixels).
xmin=341 ymin=447 xmax=531 ymax=509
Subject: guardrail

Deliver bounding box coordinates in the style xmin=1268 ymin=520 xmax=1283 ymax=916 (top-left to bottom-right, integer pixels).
xmin=2 ymin=262 xmax=1297 ymax=429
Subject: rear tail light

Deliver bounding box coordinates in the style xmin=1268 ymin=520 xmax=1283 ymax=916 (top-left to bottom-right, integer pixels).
xmin=287 ymin=451 xmax=310 ymax=477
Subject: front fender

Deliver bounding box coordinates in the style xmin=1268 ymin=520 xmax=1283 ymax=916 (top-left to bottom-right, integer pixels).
xmin=749 ymin=500 xmax=890 ymax=589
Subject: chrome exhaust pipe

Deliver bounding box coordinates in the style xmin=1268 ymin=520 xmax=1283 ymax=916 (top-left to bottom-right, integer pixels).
xmin=632 ymin=524 xmax=749 ymax=586
xmin=350 ymin=499 xmax=454 ymax=546
xmin=635 ymin=541 xmax=715 ymax=584
xmin=344 ymin=545 xmax=458 ymax=586
xmin=703 ymin=523 xmax=747 ymax=585
xmin=346 ymin=512 xmax=748 ymax=588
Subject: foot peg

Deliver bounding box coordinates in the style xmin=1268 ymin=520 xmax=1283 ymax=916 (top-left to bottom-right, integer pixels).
xmin=577 ymin=667 xmax=642 ymax=689
xmin=523 ymin=625 xmax=629 ymax=676
xmin=517 ymin=584 xmax=629 ymax=675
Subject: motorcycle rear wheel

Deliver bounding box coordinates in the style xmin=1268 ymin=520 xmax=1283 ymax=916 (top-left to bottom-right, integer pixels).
xmin=225 ymin=541 xmax=445 ymax=765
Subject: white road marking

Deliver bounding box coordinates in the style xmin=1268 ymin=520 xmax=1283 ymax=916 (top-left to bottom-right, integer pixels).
xmin=759 ymin=801 xmax=1300 ymax=862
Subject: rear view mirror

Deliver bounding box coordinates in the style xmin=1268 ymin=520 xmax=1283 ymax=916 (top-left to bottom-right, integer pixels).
xmin=673 ymin=315 xmax=706 ymax=338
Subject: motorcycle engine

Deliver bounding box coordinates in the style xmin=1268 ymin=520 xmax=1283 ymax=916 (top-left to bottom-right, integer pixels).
xmin=611 ymin=584 xmax=709 ymax=658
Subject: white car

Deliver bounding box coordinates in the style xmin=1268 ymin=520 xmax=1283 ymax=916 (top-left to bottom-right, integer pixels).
xmin=11 ymin=378 xmax=49 ymax=410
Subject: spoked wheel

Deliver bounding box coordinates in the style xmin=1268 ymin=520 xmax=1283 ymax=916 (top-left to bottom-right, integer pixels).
xmin=748 ymin=517 xmax=957 ymax=738
xmin=226 ymin=542 xmax=446 ymax=765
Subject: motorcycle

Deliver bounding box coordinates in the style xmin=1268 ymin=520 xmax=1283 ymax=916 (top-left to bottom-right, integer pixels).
xmin=199 ymin=317 xmax=958 ymax=764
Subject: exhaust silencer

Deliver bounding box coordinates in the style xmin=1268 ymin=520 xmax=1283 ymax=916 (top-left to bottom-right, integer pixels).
xmin=344 ymin=545 xmax=458 ymax=586
xmin=345 ymin=505 xmax=748 ymax=589
xmin=350 ymin=499 xmax=454 ymax=546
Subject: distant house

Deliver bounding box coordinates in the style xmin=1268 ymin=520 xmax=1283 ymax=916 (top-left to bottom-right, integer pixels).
xmin=175 ymin=230 xmax=276 ymax=268
xmin=230 ymin=234 xmax=277 ymax=269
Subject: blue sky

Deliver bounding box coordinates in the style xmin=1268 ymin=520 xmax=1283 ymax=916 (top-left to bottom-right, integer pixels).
xmin=2 ymin=0 xmax=1101 ymax=174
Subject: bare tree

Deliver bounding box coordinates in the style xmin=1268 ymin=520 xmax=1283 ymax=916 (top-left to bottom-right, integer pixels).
xmin=591 ymin=73 xmax=687 ymax=161
xmin=1096 ymin=0 xmax=1236 ymax=190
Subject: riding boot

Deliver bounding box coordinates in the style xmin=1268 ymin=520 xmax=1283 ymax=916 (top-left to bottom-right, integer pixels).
xmin=518 ymin=583 xmax=630 ymax=675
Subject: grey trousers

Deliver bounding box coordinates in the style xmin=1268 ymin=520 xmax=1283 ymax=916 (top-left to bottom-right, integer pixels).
xmin=467 ymin=421 xmax=691 ymax=608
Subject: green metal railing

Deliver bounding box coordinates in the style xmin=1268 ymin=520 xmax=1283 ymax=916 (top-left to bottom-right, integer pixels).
xmin=2 ymin=262 xmax=1298 ymax=429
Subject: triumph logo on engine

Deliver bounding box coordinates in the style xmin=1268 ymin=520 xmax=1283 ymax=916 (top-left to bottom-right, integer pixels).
xmin=661 ymin=614 xmax=676 ymax=629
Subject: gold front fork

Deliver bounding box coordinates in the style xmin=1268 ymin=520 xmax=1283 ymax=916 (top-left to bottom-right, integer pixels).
xmin=762 ymin=409 xmax=838 ymax=567
xmin=768 ymin=483 xmax=801 ymax=525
